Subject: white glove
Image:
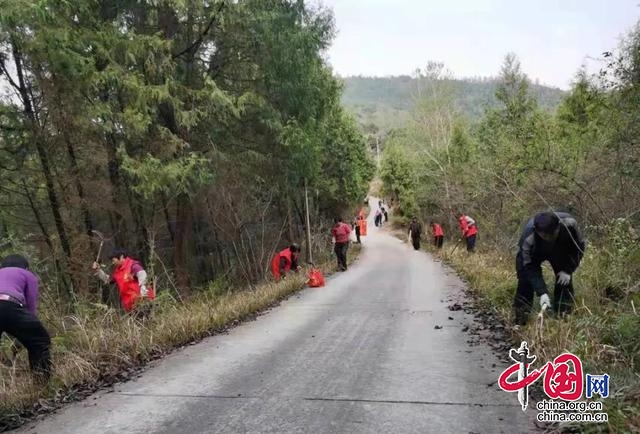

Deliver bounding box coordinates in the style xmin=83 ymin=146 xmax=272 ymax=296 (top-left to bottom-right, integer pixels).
xmin=556 ymin=271 xmax=571 ymax=286
xmin=140 ymin=285 xmax=149 ymax=298
xmin=540 ymin=293 xmax=551 ymax=310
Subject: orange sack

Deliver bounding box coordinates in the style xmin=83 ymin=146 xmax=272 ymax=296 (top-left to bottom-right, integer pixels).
xmin=307 ymin=268 xmax=325 ymax=288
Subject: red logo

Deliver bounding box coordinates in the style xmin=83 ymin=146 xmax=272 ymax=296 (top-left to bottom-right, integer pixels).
xmin=499 ymin=342 xmax=583 ymax=410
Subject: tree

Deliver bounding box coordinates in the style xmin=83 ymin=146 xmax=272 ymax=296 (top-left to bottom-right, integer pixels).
xmin=380 ymin=143 xmax=418 ymax=217
xmin=495 ymin=53 xmax=537 ymax=126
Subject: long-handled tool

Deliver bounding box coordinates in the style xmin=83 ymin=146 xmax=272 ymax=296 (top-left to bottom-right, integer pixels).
xmin=536 ymin=303 xmax=549 ymax=342
xmin=91 ymin=230 xmax=106 ymax=264
xmin=450 ymin=238 xmax=463 ymax=255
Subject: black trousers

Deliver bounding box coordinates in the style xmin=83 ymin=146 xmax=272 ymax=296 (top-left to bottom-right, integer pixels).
xmin=513 ymin=267 xmax=575 ymax=325
xmin=354 ymin=226 xmax=361 ymax=243
xmin=412 ymin=236 xmax=421 ymax=250
xmin=0 ymin=300 xmax=51 ymax=381
xmin=466 ymin=234 xmax=476 ymax=252
xmin=334 ymin=242 xmax=349 ymax=270
xmin=434 ymin=236 xmax=444 ymax=248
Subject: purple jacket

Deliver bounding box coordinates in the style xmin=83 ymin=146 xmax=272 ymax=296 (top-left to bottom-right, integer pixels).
xmin=0 ymin=267 xmax=39 ymax=314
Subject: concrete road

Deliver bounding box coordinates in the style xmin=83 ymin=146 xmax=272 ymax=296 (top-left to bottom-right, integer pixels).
xmin=15 ymin=211 xmax=534 ymax=434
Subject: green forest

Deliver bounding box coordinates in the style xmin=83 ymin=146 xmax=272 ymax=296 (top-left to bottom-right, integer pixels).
xmin=341 ymin=72 xmax=566 ymax=130
xmin=378 ymin=42 xmax=640 ymax=433
xmin=0 ymin=0 xmax=375 ymax=292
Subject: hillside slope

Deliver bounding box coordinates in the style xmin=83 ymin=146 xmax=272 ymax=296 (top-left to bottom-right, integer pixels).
xmin=340 ymin=75 xmax=565 ymax=129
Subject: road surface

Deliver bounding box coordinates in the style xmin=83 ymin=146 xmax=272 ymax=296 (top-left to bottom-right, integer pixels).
xmin=15 ymin=208 xmax=533 ymax=434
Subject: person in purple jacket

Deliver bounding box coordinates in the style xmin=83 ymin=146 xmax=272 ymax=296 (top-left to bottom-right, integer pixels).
xmin=0 ymin=254 xmax=51 ymax=382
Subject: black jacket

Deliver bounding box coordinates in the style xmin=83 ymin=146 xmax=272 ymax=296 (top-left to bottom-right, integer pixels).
xmin=516 ymin=212 xmax=586 ymax=296
xmin=409 ymin=221 xmax=422 ymax=238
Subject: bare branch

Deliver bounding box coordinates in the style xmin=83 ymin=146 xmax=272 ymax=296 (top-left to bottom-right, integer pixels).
xmin=172 ymin=1 xmax=226 ymax=60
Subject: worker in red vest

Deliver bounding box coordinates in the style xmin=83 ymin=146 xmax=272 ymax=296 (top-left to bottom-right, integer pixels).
xmin=331 ymin=217 xmax=352 ymax=271
xmin=270 ymin=244 xmax=301 ymax=281
xmin=92 ymin=248 xmax=155 ymax=312
xmin=431 ymin=221 xmax=444 ymax=248
xmin=458 ymin=214 xmax=478 ymax=252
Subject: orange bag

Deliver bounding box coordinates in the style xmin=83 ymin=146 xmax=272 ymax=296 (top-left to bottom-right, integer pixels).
xmin=358 ymin=218 xmax=368 ymax=236
xmin=307 ymin=268 xmax=325 ymax=288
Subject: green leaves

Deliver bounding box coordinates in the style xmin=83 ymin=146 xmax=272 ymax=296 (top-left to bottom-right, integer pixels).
xmin=380 ymin=144 xmax=418 ymax=216
xmin=281 ymin=120 xmax=320 ymax=185
xmin=320 ymin=108 xmax=374 ymax=208
xmin=119 ymin=148 xmax=214 ymax=199
xmin=495 ymin=53 xmax=537 ymax=123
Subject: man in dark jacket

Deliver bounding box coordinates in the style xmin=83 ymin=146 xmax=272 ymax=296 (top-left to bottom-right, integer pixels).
xmin=374 ymin=209 xmax=383 ymax=227
xmin=514 ymin=211 xmax=586 ymax=325
xmin=0 ymin=254 xmax=51 ymax=383
xmin=408 ymin=217 xmax=423 ymax=250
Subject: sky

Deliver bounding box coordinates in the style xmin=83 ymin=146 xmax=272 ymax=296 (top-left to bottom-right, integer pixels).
xmin=316 ymin=0 xmax=640 ymax=89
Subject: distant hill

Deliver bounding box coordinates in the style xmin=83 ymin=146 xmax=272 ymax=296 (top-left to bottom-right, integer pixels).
xmin=339 ymin=75 xmax=566 ymax=130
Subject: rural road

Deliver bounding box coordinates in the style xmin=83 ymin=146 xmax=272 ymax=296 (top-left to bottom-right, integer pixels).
xmin=15 ymin=204 xmax=534 ymax=434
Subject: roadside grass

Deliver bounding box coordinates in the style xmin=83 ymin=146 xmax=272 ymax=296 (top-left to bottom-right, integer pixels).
xmin=438 ymin=246 xmax=640 ymax=433
xmin=0 ymin=244 xmax=362 ymax=431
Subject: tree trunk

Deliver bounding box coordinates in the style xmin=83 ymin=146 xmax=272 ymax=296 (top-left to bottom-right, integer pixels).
xmin=22 ymin=179 xmax=71 ymax=295
xmin=124 ymin=187 xmax=149 ymax=262
xmin=161 ymin=192 xmax=175 ymax=242
xmin=287 ymin=201 xmax=295 ymax=243
xmin=12 ymin=41 xmax=73 ymax=285
xmin=22 ymin=179 xmax=55 ymax=255
xmin=173 ymin=193 xmax=192 ymax=289
xmin=103 ymin=131 xmax=128 ymax=247
xmin=65 ymin=138 xmax=94 ymax=235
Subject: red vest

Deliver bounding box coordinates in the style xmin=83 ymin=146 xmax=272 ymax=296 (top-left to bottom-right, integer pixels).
xmin=432 ymin=223 xmax=444 ymax=237
xmin=332 ymin=222 xmax=351 ymax=243
xmin=270 ymin=248 xmax=292 ymax=280
xmin=112 ymin=257 xmax=155 ymax=312
xmin=459 ymin=215 xmax=478 ymax=238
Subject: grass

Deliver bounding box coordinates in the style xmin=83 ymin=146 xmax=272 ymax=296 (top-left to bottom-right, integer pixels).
xmin=0 ymin=244 xmax=362 ymax=431
xmin=438 ymin=246 xmax=639 ymax=433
